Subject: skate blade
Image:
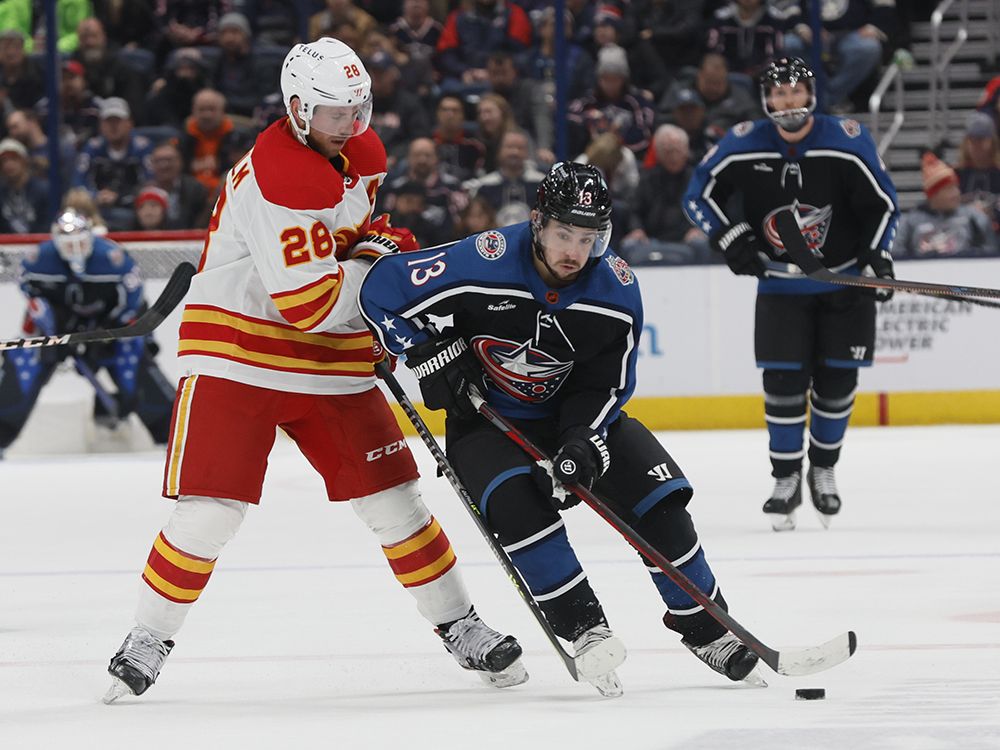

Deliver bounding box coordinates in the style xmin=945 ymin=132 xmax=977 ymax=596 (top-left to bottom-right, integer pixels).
xmin=741 ymin=668 xmax=768 ymax=688
xmin=575 ymin=635 xmax=627 ymax=681
xmin=587 ymin=669 xmax=623 ymax=698
xmin=767 ymin=511 xmax=796 ymax=532
xmin=102 ymin=676 xmax=134 ymax=704
xmin=815 ymin=509 xmax=833 ymax=529
xmin=476 ymin=657 xmax=529 ymax=688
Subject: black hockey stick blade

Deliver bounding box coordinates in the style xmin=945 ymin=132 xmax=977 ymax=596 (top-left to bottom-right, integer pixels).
xmin=0 ymin=262 xmax=196 ymax=352
xmin=375 ymin=360 xmax=579 ymax=681
xmin=471 ymin=390 xmax=857 ymax=678
xmin=775 ymin=210 xmax=1000 ymax=302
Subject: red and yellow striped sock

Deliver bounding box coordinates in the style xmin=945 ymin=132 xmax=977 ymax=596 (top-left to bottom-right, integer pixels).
xmin=382 ymin=517 xmax=457 ymax=588
xmin=141 ymin=532 xmax=217 ymax=604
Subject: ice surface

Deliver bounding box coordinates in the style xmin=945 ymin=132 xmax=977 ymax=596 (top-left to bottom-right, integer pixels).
xmin=1 ymin=425 xmax=998 ymax=749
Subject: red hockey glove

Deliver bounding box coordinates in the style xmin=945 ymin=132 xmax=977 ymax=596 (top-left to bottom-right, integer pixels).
xmin=349 ymin=214 xmax=420 ymax=262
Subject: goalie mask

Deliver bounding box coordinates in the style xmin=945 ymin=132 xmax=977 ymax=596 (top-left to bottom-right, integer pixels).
xmin=51 ymin=209 xmax=94 ymax=273
xmin=760 ymin=56 xmax=816 ymax=133
xmin=280 ymin=37 xmax=373 ymax=145
xmin=532 ymin=162 xmax=613 ymax=261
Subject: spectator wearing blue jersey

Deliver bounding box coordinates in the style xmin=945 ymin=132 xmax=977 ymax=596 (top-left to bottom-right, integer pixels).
xmin=73 ymin=97 xmax=153 ymax=231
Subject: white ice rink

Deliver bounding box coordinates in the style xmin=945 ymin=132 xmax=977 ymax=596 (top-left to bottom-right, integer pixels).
xmin=1 ymin=422 xmax=998 ymax=749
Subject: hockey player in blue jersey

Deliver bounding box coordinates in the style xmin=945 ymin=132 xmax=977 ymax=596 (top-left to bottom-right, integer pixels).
xmin=0 ymin=209 xmax=175 ymax=456
xmin=683 ymin=57 xmax=900 ymax=531
xmin=360 ymin=162 xmax=766 ymax=696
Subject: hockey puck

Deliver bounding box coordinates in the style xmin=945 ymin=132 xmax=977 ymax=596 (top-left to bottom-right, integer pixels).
xmin=795 ymin=688 xmax=826 ymax=700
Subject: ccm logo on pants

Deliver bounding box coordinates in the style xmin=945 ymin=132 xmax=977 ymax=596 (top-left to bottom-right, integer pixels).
xmin=366 ymin=439 xmax=407 ymax=462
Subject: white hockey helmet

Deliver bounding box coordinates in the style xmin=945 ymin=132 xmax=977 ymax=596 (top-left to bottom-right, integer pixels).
xmin=51 ymin=208 xmax=94 ymax=272
xmin=280 ymin=37 xmax=373 ymax=145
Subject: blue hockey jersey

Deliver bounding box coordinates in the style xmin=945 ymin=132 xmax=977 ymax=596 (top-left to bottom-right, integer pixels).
xmin=359 ymin=222 xmax=643 ymax=437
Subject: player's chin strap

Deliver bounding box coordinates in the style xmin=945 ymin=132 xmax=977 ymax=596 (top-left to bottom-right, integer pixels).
xmin=467 ymin=385 xmax=858 ymax=678
xmin=372 ymin=358 xmax=580 ymax=681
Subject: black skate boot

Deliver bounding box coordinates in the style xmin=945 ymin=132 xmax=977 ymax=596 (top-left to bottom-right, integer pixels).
xmin=807 ymin=465 xmax=841 ymax=528
xmin=682 ymin=632 xmax=766 ymax=686
xmin=761 ymin=472 xmax=802 ymax=532
xmin=103 ymin=626 xmax=175 ymax=704
xmin=435 ymin=608 xmax=528 ymax=688
xmin=572 ymin=624 xmax=626 ymax=698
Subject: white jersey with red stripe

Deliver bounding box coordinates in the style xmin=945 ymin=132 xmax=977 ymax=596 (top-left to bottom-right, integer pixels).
xmin=177 ymin=118 xmax=386 ymax=394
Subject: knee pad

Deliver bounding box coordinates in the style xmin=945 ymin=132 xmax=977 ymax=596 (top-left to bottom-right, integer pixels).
xmin=763 ymin=369 xmax=811 ymax=398
xmin=812 ymin=367 xmax=858 ymax=407
xmin=637 ymin=500 xmax=699 ymax=563
xmin=350 ymin=480 xmax=430 ymax=545
xmin=163 ymin=495 xmax=248 ymax=559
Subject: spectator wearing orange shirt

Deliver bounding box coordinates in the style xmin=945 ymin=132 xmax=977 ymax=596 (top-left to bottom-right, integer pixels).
xmin=178 ymin=88 xmax=241 ymax=196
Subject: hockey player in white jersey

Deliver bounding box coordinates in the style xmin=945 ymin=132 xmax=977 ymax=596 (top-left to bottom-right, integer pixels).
xmin=103 ymin=38 xmax=526 ymax=703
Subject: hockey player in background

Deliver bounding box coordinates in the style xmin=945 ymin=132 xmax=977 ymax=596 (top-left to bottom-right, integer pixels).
xmin=683 ymin=57 xmax=899 ymax=531
xmin=359 ymin=162 xmax=766 ymax=697
xmin=103 ymin=38 xmax=526 ymax=704
xmin=0 ymin=209 xmax=174 ymax=457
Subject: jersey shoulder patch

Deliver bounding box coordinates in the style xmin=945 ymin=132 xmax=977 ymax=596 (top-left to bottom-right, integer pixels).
xmin=603 ymin=254 xmax=634 ymax=286
xmin=733 ymin=120 xmax=755 ymax=137
xmin=251 ymin=118 xmax=345 ymax=210
xmin=340 ymin=128 xmax=387 ymax=179
xmin=475 ymin=229 xmax=507 ymax=260
xmin=839 ymin=118 xmax=861 ymax=138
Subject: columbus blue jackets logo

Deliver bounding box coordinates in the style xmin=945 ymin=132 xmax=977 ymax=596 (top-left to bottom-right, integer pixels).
xmin=471 ymin=336 xmax=573 ymax=402
xmin=763 ymin=201 xmax=833 ymax=256
xmin=475 ymin=230 xmax=506 ymax=260
xmin=604 ymin=255 xmax=634 ymax=285
xmin=733 ymin=121 xmax=754 ymax=137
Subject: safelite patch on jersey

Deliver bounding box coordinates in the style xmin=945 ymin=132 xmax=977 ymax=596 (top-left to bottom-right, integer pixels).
xmin=476 ymin=230 xmax=506 ymax=260
xmin=733 ymin=120 xmax=754 ymax=137
xmin=605 ymin=255 xmax=634 ymax=285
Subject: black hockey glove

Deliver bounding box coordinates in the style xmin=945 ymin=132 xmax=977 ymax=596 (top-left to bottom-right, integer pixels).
xmin=405 ymin=337 xmax=485 ymax=420
xmin=710 ymin=222 xmax=767 ymax=277
xmin=863 ymin=249 xmax=895 ymax=302
xmin=532 ymin=427 xmax=611 ymax=510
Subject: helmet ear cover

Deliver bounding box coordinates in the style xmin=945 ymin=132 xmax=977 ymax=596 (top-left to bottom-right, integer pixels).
xmin=533 ymin=162 xmax=614 ymax=258
xmin=280 ymin=37 xmax=373 ymax=144
xmin=759 ymin=56 xmax=816 ymax=132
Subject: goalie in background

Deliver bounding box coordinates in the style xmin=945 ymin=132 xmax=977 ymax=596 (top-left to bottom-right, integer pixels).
xmin=0 ymin=209 xmax=175 ymax=458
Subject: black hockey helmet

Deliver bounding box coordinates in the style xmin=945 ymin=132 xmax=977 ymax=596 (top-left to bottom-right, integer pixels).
xmin=759 ymin=56 xmax=816 ymax=132
xmin=533 ymin=162 xmax=613 ymax=258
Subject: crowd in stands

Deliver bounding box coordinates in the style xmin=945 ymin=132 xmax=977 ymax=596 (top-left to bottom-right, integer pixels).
xmin=0 ymin=0 xmax=997 ymax=264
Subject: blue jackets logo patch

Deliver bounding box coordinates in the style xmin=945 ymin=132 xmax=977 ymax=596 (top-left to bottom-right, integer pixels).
xmin=472 ymin=336 xmax=573 ymax=402
xmin=763 ymin=201 xmax=833 ymax=256
xmin=839 ymin=119 xmax=861 ymax=138
xmin=475 ymin=230 xmax=506 ymax=260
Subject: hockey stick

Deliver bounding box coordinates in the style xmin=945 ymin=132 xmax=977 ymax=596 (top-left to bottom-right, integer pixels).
xmin=774 ymin=210 xmax=1000 ymax=306
xmin=374 ymin=360 xmax=580 ymax=680
xmin=0 ymin=262 xmax=197 ymax=352
xmin=73 ymin=356 xmax=120 ymax=421
xmin=471 ymin=391 xmax=857 ymax=678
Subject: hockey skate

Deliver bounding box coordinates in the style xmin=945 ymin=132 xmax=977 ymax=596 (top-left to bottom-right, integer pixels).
xmin=807 ymin=465 xmax=842 ymax=528
xmin=682 ymin=632 xmax=767 ymax=687
xmin=435 ymin=608 xmax=528 ymax=688
xmin=103 ymin=626 xmax=175 ymax=704
xmin=761 ymin=472 xmax=802 ymax=532
xmin=572 ymin=624 xmax=627 ymax=698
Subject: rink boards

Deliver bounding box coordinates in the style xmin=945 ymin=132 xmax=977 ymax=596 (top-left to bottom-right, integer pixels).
xmin=2 ymin=256 xmax=1000 ymax=432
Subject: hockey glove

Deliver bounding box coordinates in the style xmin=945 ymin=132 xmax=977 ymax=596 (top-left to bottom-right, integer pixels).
xmin=863 ymin=248 xmax=895 ymax=302
xmin=405 ymin=337 xmax=485 ymax=420
xmin=532 ymin=427 xmax=611 ymax=510
xmin=349 ymin=214 xmax=420 ymax=263
xmin=711 ymin=222 xmax=767 ymax=277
